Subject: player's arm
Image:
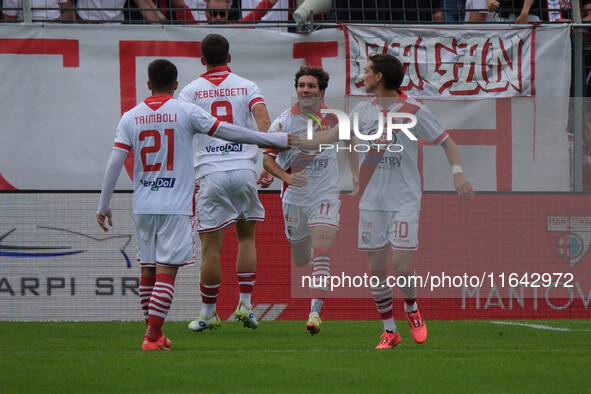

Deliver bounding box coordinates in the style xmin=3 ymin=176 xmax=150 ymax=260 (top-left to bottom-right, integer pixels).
xmin=240 ymin=0 xmax=279 ymax=21
xmin=252 ymin=103 xmax=272 ymax=132
xmin=96 ymin=149 xmax=127 ymax=232
xmin=212 ymin=121 xmax=300 ymax=149
xmin=251 ymin=103 xmax=275 ymax=188
xmin=262 ymin=153 xmax=307 ymax=187
xmin=440 ymin=137 xmax=474 ymax=201
xmin=132 ymin=0 xmax=167 ymax=22
xmin=299 ymin=125 xmax=340 ymax=151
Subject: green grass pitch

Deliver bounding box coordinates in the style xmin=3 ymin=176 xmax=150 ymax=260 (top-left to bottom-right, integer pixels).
xmin=1 ymin=320 xmax=590 ymax=393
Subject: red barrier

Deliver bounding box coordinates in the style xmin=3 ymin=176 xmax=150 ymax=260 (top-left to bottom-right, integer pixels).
xmin=213 ymin=193 xmax=591 ymax=321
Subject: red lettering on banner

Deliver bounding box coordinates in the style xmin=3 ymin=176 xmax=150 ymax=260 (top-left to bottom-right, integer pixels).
xmin=118 ymin=40 xmax=202 ymax=180
xmin=0 ymin=38 xmax=80 ymax=189
xmin=292 ymin=41 xmax=338 ymax=67
xmin=346 ymin=27 xmax=532 ymax=97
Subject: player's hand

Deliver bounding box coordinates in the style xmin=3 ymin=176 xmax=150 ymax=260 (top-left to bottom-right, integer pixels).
xmin=287 ymin=134 xmax=302 ymax=149
xmin=487 ymin=0 xmax=499 ymax=11
xmin=194 ymin=180 xmax=200 ymax=193
xmin=347 ymin=173 xmax=360 ymax=196
xmin=287 ymin=171 xmax=307 ymax=187
xmin=97 ymin=208 xmax=113 ymax=232
xmin=257 ymin=170 xmax=274 ymax=188
xmin=453 ymin=173 xmax=475 ymax=201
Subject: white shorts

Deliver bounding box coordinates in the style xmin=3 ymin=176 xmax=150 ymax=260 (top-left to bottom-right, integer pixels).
xmin=134 ymin=214 xmax=195 ymax=267
xmin=358 ymin=210 xmax=419 ymax=251
xmin=195 ymin=169 xmax=264 ymax=233
xmin=282 ymin=200 xmax=340 ymax=243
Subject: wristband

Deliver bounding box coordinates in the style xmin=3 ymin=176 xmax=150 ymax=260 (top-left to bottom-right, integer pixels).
xmin=451 ymin=165 xmax=463 ymax=175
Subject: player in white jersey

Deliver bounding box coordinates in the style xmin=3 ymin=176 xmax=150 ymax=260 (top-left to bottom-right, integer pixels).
xmin=300 ymin=54 xmax=474 ymax=349
xmin=178 ymin=34 xmax=274 ymax=332
xmin=96 ymin=59 xmax=294 ymax=351
xmin=263 ymin=66 xmax=340 ymax=335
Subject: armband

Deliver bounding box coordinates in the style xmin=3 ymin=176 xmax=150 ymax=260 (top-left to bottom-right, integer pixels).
xmin=451 ymin=165 xmax=463 ymax=175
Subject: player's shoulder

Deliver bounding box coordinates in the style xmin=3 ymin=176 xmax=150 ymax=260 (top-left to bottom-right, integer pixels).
xmin=349 ymin=98 xmax=372 ymax=114
xmin=179 ymin=78 xmax=203 ymax=92
xmin=400 ymin=94 xmax=424 ymax=109
xmin=120 ymin=101 xmax=147 ymax=120
xmin=227 ymin=72 xmax=260 ymax=89
xmin=274 ymin=107 xmax=293 ymax=122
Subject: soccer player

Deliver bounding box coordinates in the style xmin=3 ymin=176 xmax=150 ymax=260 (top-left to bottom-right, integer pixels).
xmin=179 ymin=34 xmax=274 ymax=332
xmin=300 ymin=53 xmax=474 ymax=348
xmin=262 ymin=66 xmax=340 ymax=335
xmin=96 ymin=59 xmax=296 ymax=351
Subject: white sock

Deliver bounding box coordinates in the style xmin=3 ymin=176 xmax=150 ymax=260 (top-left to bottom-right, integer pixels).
xmin=310 ymin=299 xmax=324 ymax=316
xmin=239 ymin=293 xmax=252 ymax=309
xmin=404 ymin=302 xmax=418 ymax=313
xmin=383 ymin=318 xmax=397 ymax=333
xmin=201 ymin=303 xmax=216 ymax=318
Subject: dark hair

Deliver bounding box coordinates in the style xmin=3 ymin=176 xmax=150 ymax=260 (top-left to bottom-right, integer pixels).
xmin=368 ymin=53 xmax=404 ymax=91
xmin=294 ymin=66 xmax=330 ymax=92
xmin=201 ymin=34 xmax=229 ymax=67
xmin=147 ymin=59 xmax=178 ymax=91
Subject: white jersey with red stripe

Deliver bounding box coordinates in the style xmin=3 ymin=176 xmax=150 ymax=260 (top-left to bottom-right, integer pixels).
xmin=178 ymin=65 xmax=265 ymax=179
xmin=267 ymin=104 xmax=340 ymax=206
xmin=114 ymin=95 xmax=219 ymax=215
xmin=351 ymin=92 xmax=449 ymax=212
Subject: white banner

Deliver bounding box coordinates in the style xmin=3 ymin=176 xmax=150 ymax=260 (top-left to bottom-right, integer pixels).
xmin=0 ymin=193 xmax=201 ymax=321
xmin=343 ymin=24 xmax=571 ymax=99
xmin=0 ymin=24 xmax=572 ymax=191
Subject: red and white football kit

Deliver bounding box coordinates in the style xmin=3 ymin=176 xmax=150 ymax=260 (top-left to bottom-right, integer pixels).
xmin=351 ymin=92 xmax=449 ymax=251
xmin=267 ymin=104 xmax=340 ymax=242
xmin=97 ymin=95 xmax=287 ymax=265
xmin=179 ymin=65 xmax=267 ymax=233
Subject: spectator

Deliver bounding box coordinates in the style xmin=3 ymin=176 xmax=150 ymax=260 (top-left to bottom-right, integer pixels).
xmin=205 ymin=0 xmax=229 ymax=22
xmin=152 ymin=0 xmax=209 ymax=21
xmin=176 ymin=0 xmax=279 ymax=24
xmin=75 ymin=0 xmax=166 ymax=23
xmin=241 ymin=0 xmax=288 ymax=30
xmin=175 ymin=0 xmax=225 ymax=22
xmin=2 ymin=0 xmax=75 ymax=22
xmin=494 ymin=0 xmax=542 ymax=23
xmin=441 ymin=0 xmax=466 ymax=21
xmin=465 ymin=0 xmax=496 ymax=21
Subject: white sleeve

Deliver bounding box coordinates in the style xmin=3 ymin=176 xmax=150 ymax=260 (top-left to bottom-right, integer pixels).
xmin=213 ymin=122 xmax=288 ymax=148
xmin=96 ymin=149 xmax=127 ymax=215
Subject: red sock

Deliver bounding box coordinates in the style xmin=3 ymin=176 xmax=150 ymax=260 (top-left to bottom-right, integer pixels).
xmin=371 ymin=269 xmax=393 ymax=320
xmin=146 ymin=273 xmax=175 ymax=341
xmin=237 ymin=272 xmax=256 ymax=294
xmin=200 ymin=282 xmax=219 ymax=316
xmin=139 ymin=275 xmax=155 ymax=325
